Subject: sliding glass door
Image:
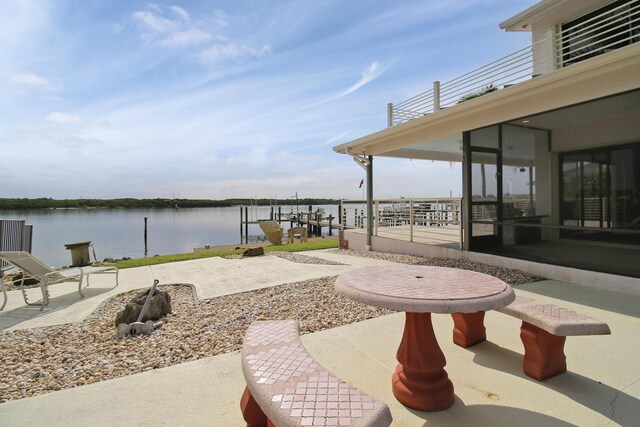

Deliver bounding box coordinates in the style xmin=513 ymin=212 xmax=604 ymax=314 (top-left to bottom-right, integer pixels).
xmin=560 ymin=142 xmax=640 ymax=244
xmin=465 ymin=125 xmax=502 ymax=249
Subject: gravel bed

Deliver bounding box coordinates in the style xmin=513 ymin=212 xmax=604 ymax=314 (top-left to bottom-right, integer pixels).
xmin=0 ymin=250 xmax=543 ymax=403
xmin=0 ymin=279 xmax=389 ymax=403
xmin=270 ymin=252 xmax=346 ymax=265
xmin=329 ymin=249 xmax=544 ymax=285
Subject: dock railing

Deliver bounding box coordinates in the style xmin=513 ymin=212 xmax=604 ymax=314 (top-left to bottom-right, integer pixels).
xmin=340 ymin=198 xmax=462 ymax=242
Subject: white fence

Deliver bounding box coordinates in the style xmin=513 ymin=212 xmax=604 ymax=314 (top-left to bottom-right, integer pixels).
xmin=340 ymin=198 xmax=462 ymax=239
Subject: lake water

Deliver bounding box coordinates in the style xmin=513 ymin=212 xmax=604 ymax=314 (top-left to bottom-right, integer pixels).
xmin=2 ymin=205 xmax=339 ymax=267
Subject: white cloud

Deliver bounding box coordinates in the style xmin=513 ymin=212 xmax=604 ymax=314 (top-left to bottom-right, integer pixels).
xmin=46 ymin=112 xmax=82 ymax=124
xmin=131 ymin=5 xmax=222 ymax=48
xmin=170 ymin=6 xmax=189 ymax=21
xmin=10 ymin=72 xmax=58 ymax=91
xmin=211 ymin=9 xmax=228 ymax=28
xmin=289 ymin=132 xmax=350 ymax=153
xmin=132 ymin=10 xmax=178 ymax=34
xmin=160 ymin=28 xmax=212 ymax=47
xmin=326 ymin=132 xmax=349 ymax=145
xmin=197 ymin=43 xmax=272 ymax=65
xmin=339 ymin=62 xmax=384 ymax=97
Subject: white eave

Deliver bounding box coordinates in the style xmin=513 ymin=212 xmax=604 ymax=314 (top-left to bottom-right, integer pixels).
xmin=333 ymin=44 xmax=640 ymax=158
xmin=499 ymin=0 xmax=573 ymax=32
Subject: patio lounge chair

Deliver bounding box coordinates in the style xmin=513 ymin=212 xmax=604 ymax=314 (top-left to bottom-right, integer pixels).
xmin=0 ymin=251 xmax=118 ymax=310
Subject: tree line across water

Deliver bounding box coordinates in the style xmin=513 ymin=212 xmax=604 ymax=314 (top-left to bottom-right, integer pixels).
xmin=0 ymin=198 xmax=342 ymax=210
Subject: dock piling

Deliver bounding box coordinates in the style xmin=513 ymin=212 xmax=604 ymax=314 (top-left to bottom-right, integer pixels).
xmin=144 ymin=217 xmax=148 ymax=256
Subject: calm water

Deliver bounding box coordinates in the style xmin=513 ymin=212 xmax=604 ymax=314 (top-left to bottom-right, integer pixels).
xmin=2 ymin=205 xmax=339 ymax=267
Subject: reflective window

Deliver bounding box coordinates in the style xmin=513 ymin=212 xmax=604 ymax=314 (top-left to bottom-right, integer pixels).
xmin=561 ymin=142 xmax=640 ymax=240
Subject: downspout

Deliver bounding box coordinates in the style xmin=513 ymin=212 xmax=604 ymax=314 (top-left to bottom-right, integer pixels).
xmin=366 ymin=155 xmax=373 ymax=251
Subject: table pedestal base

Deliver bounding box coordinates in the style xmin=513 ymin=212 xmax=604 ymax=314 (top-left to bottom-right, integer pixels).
xmin=392 ymin=312 xmax=454 ymax=411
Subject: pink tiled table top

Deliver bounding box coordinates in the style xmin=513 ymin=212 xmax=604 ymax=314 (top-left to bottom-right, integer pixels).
xmin=335 ymin=265 xmax=515 ymax=314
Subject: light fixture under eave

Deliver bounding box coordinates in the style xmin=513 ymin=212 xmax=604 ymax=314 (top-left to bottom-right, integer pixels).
xmin=522 ymin=119 xmax=531 ymax=124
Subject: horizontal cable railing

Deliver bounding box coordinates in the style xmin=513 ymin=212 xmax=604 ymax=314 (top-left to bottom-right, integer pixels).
xmin=556 ymin=1 xmax=640 ymax=68
xmin=390 ymin=40 xmax=545 ymax=126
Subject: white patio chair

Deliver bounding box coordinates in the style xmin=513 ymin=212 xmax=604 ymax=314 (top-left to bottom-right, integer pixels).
xmin=0 ymin=251 xmax=118 ymax=310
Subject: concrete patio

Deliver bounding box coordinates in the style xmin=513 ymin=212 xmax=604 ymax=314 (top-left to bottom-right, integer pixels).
xmin=0 ymin=251 xmax=638 ymax=426
xmin=0 ymin=250 xmax=396 ymax=332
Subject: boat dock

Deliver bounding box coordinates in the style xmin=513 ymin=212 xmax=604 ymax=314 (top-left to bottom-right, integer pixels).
xmin=239 ymin=205 xmax=344 ymax=244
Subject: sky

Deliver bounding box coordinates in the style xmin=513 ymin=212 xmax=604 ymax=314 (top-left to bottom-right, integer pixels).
xmin=0 ymin=0 xmax=534 ymax=200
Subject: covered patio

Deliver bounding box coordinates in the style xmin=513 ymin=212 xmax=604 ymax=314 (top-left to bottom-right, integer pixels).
xmin=348 ymin=225 xmax=640 ymax=278
xmin=335 ymin=44 xmax=640 ymax=284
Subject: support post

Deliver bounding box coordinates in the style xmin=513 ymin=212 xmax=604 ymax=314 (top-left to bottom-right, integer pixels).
xmin=375 ymin=200 xmax=379 ymax=236
xmin=433 ymin=81 xmax=441 ymax=111
xmin=366 ymin=155 xmax=373 ymax=250
xmin=387 ymin=103 xmax=393 ymax=128
xmin=244 ymin=207 xmax=249 ymax=243
xmin=409 ymin=199 xmax=414 ymax=242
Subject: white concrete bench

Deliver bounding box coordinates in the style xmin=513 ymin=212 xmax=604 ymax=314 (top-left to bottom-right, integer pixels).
xmin=452 ymin=295 xmax=611 ymax=381
xmin=240 ymin=320 xmax=392 ymax=427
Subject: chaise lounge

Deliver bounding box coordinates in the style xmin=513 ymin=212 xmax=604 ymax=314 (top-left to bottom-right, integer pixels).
xmin=0 ymin=251 xmax=118 ymax=310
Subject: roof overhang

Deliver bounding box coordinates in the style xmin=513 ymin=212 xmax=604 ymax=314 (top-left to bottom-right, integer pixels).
xmin=333 ymin=43 xmax=640 ymax=159
xmin=499 ymin=0 xmax=573 ymax=32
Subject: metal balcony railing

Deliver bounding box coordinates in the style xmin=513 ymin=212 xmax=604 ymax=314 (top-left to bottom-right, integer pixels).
xmin=555 ymin=0 xmax=640 ymax=68
xmin=388 ymin=1 xmax=639 ymax=127
xmin=389 ymin=41 xmax=546 ymax=126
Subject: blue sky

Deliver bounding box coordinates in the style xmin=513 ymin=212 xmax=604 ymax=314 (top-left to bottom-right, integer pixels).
xmin=1 ymin=0 xmax=533 ymax=200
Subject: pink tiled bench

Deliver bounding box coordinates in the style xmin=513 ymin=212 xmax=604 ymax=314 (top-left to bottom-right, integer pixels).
xmin=240 ymin=320 xmax=392 ymax=427
xmin=452 ymin=295 xmax=611 ymax=381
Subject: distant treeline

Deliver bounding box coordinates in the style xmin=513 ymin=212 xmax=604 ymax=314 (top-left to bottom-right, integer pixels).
xmin=0 ymin=198 xmax=342 ymax=210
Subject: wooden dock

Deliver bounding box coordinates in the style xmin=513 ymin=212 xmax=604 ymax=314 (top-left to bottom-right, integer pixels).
xmin=239 ymin=205 xmax=345 ymax=244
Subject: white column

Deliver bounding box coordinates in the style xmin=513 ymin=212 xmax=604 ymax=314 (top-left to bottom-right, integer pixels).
xmin=544 ymin=27 xmax=558 ymax=73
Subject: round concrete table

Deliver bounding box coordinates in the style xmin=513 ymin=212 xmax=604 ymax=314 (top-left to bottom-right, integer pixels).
xmin=335 ymin=264 xmax=515 ymax=411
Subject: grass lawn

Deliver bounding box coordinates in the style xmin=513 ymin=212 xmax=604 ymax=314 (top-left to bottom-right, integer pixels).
xmin=114 ymin=238 xmax=339 ymax=269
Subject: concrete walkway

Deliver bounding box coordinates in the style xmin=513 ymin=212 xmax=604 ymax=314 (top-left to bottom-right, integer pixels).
xmin=1 ymin=280 xmax=638 ymax=426
xmin=0 ymin=250 xmax=395 ymax=331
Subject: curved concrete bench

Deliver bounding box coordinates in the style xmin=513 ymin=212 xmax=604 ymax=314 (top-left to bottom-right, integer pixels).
xmin=452 ymin=295 xmax=611 ymax=381
xmin=240 ymin=320 xmax=392 ymax=427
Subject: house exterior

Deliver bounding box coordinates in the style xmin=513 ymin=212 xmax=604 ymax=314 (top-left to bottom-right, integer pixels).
xmin=334 ymin=0 xmax=640 ymax=291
